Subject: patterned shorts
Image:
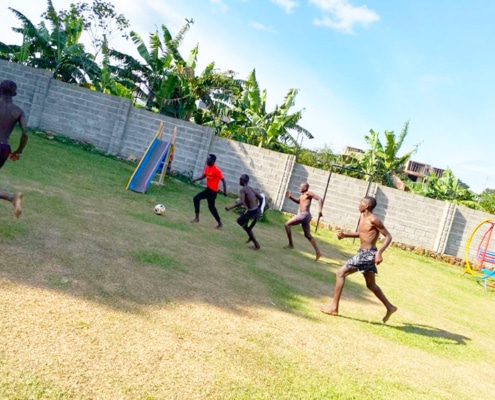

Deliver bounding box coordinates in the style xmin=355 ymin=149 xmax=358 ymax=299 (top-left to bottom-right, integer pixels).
xmin=345 ymin=248 xmax=378 ymax=274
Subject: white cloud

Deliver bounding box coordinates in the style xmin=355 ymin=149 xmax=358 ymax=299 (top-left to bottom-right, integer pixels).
xmin=249 ymin=21 xmax=276 ymax=33
xmin=310 ymin=0 xmax=380 ymax=34
xmin=210 ymin=0 xmax=228 ymax=13
xmin=271 ymin=0 xmax=299 ymax=14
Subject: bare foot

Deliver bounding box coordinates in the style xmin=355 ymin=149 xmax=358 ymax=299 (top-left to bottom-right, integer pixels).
xmin=215 ymin=222 xmax=223 ymax=229
xmin=320 ymin=306 xmax=338 ymax=316
xmin=382 ymin=306 xmax=397 ymax=323
xmin=315 ymin=252 xmax=322 ymax=261
xmin=13 ymin=192 xmax=23 ymax=218
xmin=249 ymin=240 xmax=260 ymax=250
xmin=190 ymin=218 xmax=199 ymax=223
xmin=284 ymin=245 xmax=294 ymax=250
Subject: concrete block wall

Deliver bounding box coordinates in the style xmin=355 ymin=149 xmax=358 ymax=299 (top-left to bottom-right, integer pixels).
xmin=372 ymin=186 xmax=445 ymax=249
xmin=0 ymin=59 xmax=52 ymax=126
xmin=38 ymin=79 xmax=127 ymax=151
xmin=322 ymin=174 xmax=372 ymax=229
xmin=2 ymin=59 xmax=495 ymax=261
xmin=209 ymin=137 xmax=293 ymax=205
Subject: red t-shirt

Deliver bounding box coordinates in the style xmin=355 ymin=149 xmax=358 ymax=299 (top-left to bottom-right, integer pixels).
xmin=204 ymin=164 xmax=223 ymax=192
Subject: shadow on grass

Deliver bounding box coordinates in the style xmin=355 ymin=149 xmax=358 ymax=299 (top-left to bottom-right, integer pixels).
xmin=337 ymin=315 xmax=471 ymax=345
xmin=387 ymin=323 xmax=472 ymax=345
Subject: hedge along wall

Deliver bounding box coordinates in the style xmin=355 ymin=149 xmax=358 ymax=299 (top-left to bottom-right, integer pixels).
xmin=2 ymin=59 xmax=493 ymax=262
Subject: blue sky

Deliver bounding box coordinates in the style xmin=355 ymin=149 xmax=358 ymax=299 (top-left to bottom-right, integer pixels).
xmin=2 ymin=0 xmax=494 ymax=193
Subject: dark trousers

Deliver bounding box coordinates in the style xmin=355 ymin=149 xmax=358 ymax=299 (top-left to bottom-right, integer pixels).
xmin=193 ymin=188 xmax=221 ymax=223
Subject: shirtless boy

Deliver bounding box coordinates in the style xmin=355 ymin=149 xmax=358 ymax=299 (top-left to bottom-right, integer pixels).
xmin=320 ymin=196 xmax=397 ymax=323
xmin=284 ymin=182 xmax=323 ymax=261
xmin=0 ymin=80 xmax=27 ymax=218
xmin=225 ymin=174 xmax=263 ymax=249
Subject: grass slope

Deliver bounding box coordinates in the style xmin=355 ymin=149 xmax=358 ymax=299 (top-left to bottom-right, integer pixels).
xmin=0 ymin=131 xmax=494 ymax=399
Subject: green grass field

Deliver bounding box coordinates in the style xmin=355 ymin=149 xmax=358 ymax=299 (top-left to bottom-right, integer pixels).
xmin=1 ymin=130 xmax=494 ymax=399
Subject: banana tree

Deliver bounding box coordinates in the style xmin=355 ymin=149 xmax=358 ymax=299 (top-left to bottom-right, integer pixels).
xmin=110 ymin=19 xmax=202 ymax=116
xmin=359 ymin=120 xmax=422 ymax=186
xmin=406 ymin=168 xmax=478 ymax=207
xmin=217 ymin=69 xmax=313 ymax=153
xmin=1 ymin=0 xmax=99 ymax=84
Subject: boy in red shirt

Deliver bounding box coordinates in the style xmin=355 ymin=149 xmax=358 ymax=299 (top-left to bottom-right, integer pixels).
xmin=191 ymin=154 xmax=227 ymax=229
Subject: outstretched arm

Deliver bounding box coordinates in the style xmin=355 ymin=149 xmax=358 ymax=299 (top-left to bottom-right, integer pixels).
xmin=226 ymin=188 xmax=245 ymax=211
xmin=192 ymin=173 xmax=206 ymax=183
xmin=286 ymin=190 xmax=300 ymax=204
xmin=337 ymin=230 xmax=359 ymax=240
xmin=225 ymin=200 xmax=243 ymax=211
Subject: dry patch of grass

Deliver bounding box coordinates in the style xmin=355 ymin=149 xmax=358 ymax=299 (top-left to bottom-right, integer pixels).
xmin=0 ymin=132 xmax=494 ymax=399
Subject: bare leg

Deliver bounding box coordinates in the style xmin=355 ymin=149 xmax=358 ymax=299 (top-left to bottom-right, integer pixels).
xmin=284 ymin=222 xmax=294 ymax=248
xmin=363 ymin=272 xmax=397 ymax=323
xmin=244 ymin=226 xmax=260 ymax=249
xmin=13 ymin=192 xmax=22 ymax=218
xmin=302 ymin=222 xmax=321 ymax=260
xmin=382 ymin=306 xmax=398 ymax=323
xmin=249 ymin=234 xmax=260 ymax=249
xmin=249 ymin=241 xmax=260 ymax=250
xmin=0 ymin=190 xmax=22 ymax=218
xmin=0 ymin=190 xmax=14 ymax=203
xmin=309 ymin=238 xmax=322 ymax=261
xmin=321 ymin=265 xmax=355 ymax=316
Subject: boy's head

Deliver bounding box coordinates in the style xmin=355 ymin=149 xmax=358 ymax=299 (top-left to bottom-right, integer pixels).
xmin=362 ymin=196 xmax=377 ymax=211
xmin=240 ymin=174 xmax=250 ymax=185
xmin=206 ymin=154 xmax=217 ymax=166
xmin=0 ymin=80 xmax=17 ymax=97
xmin=299 ymin=182 xmax=309 ymax=193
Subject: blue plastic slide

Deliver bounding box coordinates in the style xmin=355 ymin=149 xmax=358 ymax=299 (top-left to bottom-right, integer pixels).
xmin=127 ymin=138 xmax=172 ymax=193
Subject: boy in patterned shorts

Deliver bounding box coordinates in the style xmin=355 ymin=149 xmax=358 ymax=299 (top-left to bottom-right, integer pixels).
xmin=320 ymin=196 xmax=397 ymax=323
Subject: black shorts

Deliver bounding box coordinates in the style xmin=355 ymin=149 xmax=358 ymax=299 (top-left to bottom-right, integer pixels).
xmin=0 ymin=143 xmax=11 ymax=169
xmin=237 ymin=208 xmax=260 ymax=227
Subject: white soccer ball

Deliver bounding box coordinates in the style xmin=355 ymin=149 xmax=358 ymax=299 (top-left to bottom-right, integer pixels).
xmin=154 ymin=204 xmax=166 ymax=215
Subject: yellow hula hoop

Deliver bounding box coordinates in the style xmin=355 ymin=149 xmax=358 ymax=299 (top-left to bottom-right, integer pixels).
xmin=464 ymin=219 xmax=495 ymax=276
